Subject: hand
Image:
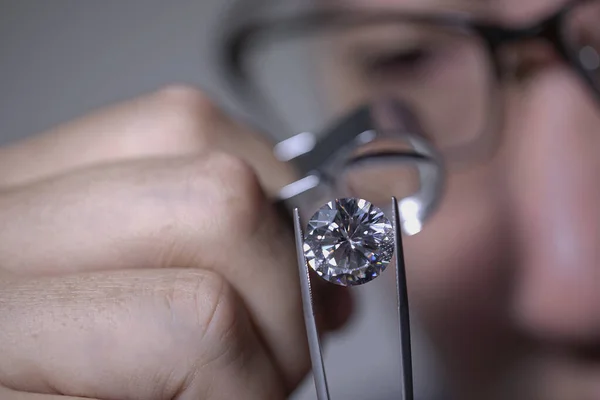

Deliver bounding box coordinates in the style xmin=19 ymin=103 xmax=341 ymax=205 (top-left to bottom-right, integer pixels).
xmin=0 ymin=86 xmax=352 ymax=400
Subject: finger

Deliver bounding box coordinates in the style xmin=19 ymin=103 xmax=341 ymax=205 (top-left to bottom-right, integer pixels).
xmin=0 ymin=153 xmax=311 ymax=388
xmin=0 ymin=269 xmax=286 ymax=400
xmin=0 ymin=85 xmax=296 ymax=194
xmin=0 ymin=387 xmax=96 ymax=400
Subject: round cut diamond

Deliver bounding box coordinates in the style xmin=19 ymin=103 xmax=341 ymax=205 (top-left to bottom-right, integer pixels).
xmin=303 ymin=198 xmax=394 ymax=286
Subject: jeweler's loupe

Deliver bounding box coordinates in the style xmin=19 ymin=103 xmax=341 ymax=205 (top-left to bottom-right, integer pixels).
xmin=277 ymin=97 xmax=445 ymax=236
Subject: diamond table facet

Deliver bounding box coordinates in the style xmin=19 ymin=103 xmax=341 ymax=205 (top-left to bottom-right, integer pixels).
xmin=303 ymin=198 xmax=394 ymax=286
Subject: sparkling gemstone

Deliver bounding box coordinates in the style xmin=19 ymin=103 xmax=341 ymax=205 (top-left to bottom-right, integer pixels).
xmin=303 ymin=198 xmax=394 ymax=286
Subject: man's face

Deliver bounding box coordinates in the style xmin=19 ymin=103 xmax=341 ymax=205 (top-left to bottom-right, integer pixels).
xmin=326 ymin=0 xmax=600 ymax=398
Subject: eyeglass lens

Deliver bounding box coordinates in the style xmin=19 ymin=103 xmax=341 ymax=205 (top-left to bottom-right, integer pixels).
xmin=246 ymin=19 xmax=494 ymax=154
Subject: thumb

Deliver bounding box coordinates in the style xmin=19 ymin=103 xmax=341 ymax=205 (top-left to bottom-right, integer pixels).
xmin=0 ymin=269 xmax=287 ymax=400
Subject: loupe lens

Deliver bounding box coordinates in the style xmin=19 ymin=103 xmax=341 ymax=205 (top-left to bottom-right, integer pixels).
xmin=277 ymin=98 xmax=444 ymax=235
xmin=341 ymin=155 xmax=422 ymax=208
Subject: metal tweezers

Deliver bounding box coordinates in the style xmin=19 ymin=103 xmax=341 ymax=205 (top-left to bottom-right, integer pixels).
xmin=292 ymin=197 xmax=414 ymax=400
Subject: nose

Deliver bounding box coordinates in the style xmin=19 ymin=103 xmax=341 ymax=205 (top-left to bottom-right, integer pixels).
xmin=508 ymin=66 xmax=600 ymax=344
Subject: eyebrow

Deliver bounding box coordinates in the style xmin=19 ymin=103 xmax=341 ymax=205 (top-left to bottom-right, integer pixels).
xmin=333 ymin=0 xmax=492 ymax=13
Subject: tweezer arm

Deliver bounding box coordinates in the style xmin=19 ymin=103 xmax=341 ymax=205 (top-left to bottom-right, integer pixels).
xmin=392 ymin=197 xmax=414 ymax=400
xmin=293 ymin=197 xmax=414 ymax=400
xmin=293 ymin=208 xmax=331 ymax=400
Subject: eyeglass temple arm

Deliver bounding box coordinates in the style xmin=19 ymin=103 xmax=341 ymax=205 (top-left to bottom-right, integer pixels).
xmin=292 ymin=197 xmax=414 ymax=400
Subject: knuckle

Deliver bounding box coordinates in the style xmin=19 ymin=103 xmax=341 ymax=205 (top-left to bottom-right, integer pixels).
xmin=196 ymin=271 xmax=236 ymax=342
xmin=212 ymin=152 xmax=260 ymax=194
xmin=126 ymin=270 xmax=247 ymax=398
xmin=156 ymin=84 xmax=208 ymax=104
xmin=140 ymin=153 xmax=267 ymax=264
xmin=150 ymin=85 xmax=224 ymax=149
xmin=155 ymin=85 xmax=222 ymax=123
xmin=165 ymin=270 xmax=247 ymax=370
xmin=165 ymin=270 xmax=239 ymax=349
xmin=207 ymin=152 xmax=266 ymax=236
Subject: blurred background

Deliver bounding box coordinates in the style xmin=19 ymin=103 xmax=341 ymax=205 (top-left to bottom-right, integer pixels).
xmin=0 ymin=0 xmax=232 ymax=147
xmin=0 ymin=1 xmax=444 ymax=398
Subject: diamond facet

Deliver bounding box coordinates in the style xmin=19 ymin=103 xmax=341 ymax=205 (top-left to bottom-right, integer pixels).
xmin=303 ymin=198 xmax=394 ymax=286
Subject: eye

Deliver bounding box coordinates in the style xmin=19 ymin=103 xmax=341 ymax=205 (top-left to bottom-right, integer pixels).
xmin=363 ymin=47 xmax=432 ymax=76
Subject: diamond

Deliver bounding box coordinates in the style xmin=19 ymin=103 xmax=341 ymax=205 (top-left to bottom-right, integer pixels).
xmin=303 ymin=198 xmax=394 ymax=286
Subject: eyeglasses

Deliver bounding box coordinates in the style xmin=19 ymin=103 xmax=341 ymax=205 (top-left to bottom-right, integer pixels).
xmin=220 ymin=0 xmax=600 ymax=157
xmin=218 ymin=0 xmax=600 ymax=226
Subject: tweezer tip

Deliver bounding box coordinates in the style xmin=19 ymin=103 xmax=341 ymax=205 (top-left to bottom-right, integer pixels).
xmin=294 ymin=198 xmax=413 ymax=400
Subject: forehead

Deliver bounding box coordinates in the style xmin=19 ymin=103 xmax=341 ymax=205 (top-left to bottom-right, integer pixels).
xmin=334 ymin=0 xmax=568 ymax=22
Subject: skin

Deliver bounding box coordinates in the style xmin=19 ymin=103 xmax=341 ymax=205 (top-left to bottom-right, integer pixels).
xmin=0 ymin=86 xmax=352 ymax=400
xmin=343 ymin=0 xmax=600 ymax=398
xmin=0 ymin=1 xmax=598 ymax=399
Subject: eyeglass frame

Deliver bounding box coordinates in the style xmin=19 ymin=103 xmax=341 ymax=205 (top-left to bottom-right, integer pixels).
xmin=218 ymin=0 xmax=600 ymax=149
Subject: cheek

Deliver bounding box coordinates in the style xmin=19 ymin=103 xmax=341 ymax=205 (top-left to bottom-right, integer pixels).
xmin=408 ymin=179 xmax=505 ymax=314
xmin=403 ymin=165 xmax=517 ymax=373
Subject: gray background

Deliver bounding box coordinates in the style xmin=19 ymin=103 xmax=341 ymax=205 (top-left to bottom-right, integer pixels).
xmin=0 ymin=0 xmax=231 ymax=146
xmin=0 ymin=1 xmax=444 ymax=399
